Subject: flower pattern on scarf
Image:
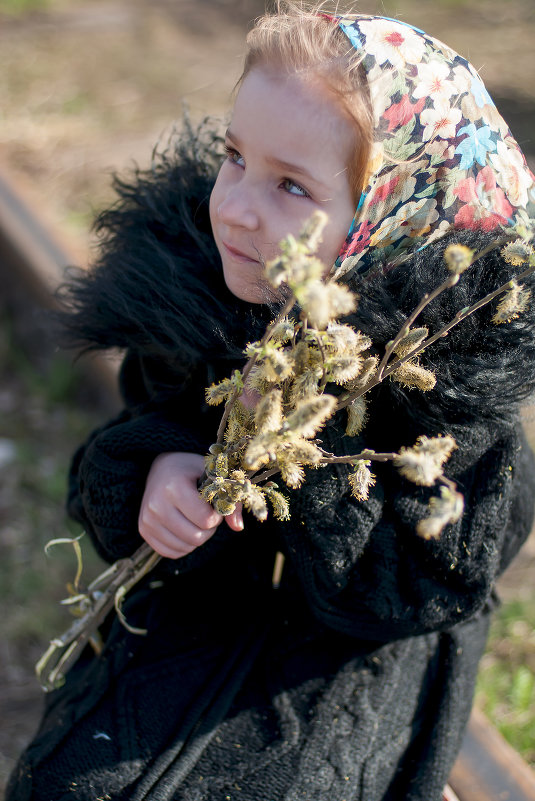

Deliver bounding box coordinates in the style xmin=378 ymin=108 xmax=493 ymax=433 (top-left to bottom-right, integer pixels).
xmin=454 ymin=167 xmax=513 ymax=231
xmin=331 ymin=15 xmax=535 ymax=280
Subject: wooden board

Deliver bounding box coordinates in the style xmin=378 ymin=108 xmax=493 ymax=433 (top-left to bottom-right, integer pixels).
xmin=450 ymin=708 xmax=535 ymax=801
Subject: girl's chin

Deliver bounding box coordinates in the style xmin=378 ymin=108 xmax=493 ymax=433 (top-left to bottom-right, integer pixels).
xmin=223 ymin=275 xmax=277 ymax=305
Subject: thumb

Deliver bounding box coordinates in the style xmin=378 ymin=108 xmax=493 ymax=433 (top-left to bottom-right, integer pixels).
xmin=225 ymin=503 xmax=244 ymax=532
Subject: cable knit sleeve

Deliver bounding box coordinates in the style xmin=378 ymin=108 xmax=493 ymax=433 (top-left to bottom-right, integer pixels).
xmin=66 ymin=351 xmax=220 ymax=563
xmin=277 ymin=412 xmax=535 ymax=642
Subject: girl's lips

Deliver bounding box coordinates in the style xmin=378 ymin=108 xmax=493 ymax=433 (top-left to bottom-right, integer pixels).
xmin=222 ymin=241 xmax=259 ymax=263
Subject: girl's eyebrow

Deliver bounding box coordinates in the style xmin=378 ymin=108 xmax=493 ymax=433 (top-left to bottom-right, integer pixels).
xmin=225 ymin=127 xmax=323 ymax=187
xmin=267 ymin=155 xmax=319 ymax=184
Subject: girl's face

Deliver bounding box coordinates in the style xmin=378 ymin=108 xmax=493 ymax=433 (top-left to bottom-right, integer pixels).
xmin=209 ymin=67 xmax=356 ymax=303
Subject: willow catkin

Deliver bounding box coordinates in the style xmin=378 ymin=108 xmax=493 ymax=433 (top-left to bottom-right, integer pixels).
xmin=443 ymin=243 xmax=474 ymax=275
xmin=391 ymin=360 xmax=437 ymax=391
xmin=348 ymin=460 xmax=376 ymax=501
xmin=346 ymin=397 xmax=368 ymax=437
xmin=254 ymin=389 xmax=283 ymax=433
xmin=492 ymin=281 xmax=532 ymax=324
xmin=394 ymin=435 xmax=456 ymax=486
xmin=501 ymin=241 xmax=533 ymax=267
xmin=416 ymin=486 xmax=464 ymax=539
xmin=284 ymin=394 xmax=338 ymax=438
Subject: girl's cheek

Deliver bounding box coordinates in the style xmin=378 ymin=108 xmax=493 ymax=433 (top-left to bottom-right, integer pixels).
xmin=208 ymin=184 xmax=217 ymax=221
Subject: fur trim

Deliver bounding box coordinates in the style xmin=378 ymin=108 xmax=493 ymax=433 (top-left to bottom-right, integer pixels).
xmin=350 ymin=229 xmax=535 ymax=426
xmin=56 ymin=121 xmax=270 ymax=374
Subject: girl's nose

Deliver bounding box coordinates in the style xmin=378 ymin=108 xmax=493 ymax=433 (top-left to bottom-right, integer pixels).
xmin=217 ymin=184 xmax=260 ymax=231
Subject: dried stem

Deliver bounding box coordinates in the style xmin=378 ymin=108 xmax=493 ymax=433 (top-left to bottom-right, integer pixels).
xmin=37 ymin=543 xmax=159 ymax=690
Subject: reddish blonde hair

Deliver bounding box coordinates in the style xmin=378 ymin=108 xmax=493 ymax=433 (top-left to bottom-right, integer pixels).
xmin=238 ymin=1 xmax=373 ymax=201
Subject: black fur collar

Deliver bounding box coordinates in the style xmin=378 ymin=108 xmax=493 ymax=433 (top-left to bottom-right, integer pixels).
xmin=58 ymin=123 xmax=270 ymax=372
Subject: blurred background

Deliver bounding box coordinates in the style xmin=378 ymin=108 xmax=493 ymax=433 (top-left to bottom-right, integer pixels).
xmin=0 ymin=0 xmax=534 ymax=793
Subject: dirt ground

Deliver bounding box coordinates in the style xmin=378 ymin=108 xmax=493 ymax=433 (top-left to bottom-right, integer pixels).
xmin=1 ymin=0 xmax=534 ymax=793
xmin=1 ymin=0 xmax=534 ymax=262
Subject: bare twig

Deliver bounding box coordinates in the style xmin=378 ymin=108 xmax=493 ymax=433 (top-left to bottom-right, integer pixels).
xmin=317 ymin=449 xmax=395 ymax=464
xmin=37 ymin=543 xmax=159 ymax=690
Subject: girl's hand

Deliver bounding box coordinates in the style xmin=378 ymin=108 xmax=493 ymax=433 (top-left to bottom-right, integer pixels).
xmin=138 ymin=452 xmax=244 ymax=559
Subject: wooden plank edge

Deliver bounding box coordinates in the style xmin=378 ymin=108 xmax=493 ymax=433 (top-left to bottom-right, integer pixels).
xmin=450 ymin=707 xmax=535 ymax=801
xmin=0 ymin=168 xmax=120 ymax=410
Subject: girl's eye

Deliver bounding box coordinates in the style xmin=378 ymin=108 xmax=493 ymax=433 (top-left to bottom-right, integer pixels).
xmin=224 ymin=145 xmax=244 ymax=168
xmin=280 ymin=178 xmax=310 ymax=198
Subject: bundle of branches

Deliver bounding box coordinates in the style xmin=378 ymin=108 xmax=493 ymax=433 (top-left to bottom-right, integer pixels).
xmin=37 ymin=212 xmax=535 ymax=690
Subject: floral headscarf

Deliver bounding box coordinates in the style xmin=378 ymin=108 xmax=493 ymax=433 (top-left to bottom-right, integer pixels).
xmin=330 ymin=15 xmax=535 ymax=281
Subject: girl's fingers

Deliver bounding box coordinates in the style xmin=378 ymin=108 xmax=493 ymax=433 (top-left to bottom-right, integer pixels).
xmin=139 ymin=452 xmax=236 ymax=558
xmin=225 ymin=503 xmax=244 ymax=532
xmin=140 ymin=501 xmax=217 ymax=550
xmin=141 ymin=517 xmax=218 ymax=559
xmin=143 ymin=535 xmax=190 ymax=560
xmin=169 ymin=480 xmax=222 ymax=531
xmin=145 ymin=452 xmax=222 ymax=531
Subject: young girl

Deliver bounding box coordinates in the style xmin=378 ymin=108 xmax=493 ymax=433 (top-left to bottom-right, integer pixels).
xmin=8 ymin=4 xmax=535 ymax=800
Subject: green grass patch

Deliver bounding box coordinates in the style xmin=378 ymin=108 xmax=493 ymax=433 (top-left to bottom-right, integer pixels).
xmin=476 ymin=597 xmax=535 ymax=767
xmin=0 ymin=0 xmax=48 ymax=13
xmin=0 ymin=0 xmax=82 ymax=15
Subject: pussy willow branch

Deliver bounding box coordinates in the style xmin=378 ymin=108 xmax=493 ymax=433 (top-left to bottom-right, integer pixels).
xmin=376 ymin=273 xmax=459 ymax=382
xmin=39 ymin=295 xmax=303 ymax=689
xmin=215 ymin=293 xmax=296 ymax=444
xmin=375 ymin=237 xmax=509 ymax=383
xmin=240 ymin=451 xmax=396 ymax=484
xmin=338 ymin=257 xmax=535 ymax=411
xmin=317 ymin=449 xmax=395 ymax=464
xmin=407 ymin=261 xmax=535 ymax=360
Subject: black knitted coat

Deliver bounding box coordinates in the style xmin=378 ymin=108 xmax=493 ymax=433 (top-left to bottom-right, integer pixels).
xmin=8 ymin=127 xmax=535 ymax=801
